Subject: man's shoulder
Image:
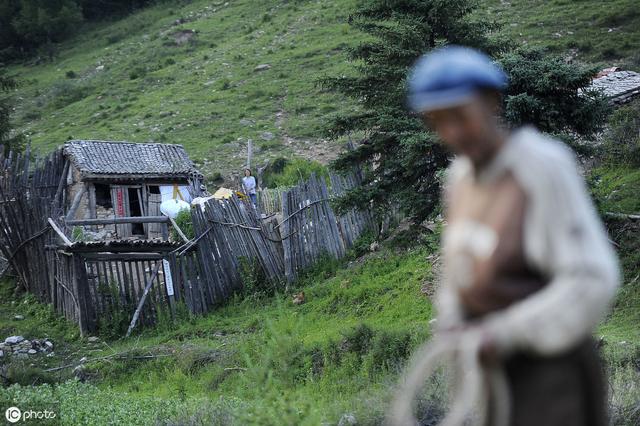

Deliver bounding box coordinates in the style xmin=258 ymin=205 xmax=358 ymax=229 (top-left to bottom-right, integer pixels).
xmin=445 ymin=156 xmax=472 ymax=184
xmin=507 ymin=126 xmax=583 ymax=196
xmin=509 ymin=126 xmax=575 ymax=169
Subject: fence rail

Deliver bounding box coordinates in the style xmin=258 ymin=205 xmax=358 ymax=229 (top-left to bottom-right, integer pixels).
xmin=0 ymin=147 xmax=377 ymax=336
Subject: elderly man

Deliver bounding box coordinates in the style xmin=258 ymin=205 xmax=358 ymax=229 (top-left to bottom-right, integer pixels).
xmin=403 ymin=46 xmax=620 ymax=426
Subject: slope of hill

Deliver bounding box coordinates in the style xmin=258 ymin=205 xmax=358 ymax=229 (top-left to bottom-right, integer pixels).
xmin=7 ymin=0 xmax=364 ymax=183
xmin=0 ymin=242 xmax=438 ymax=425
xmin=5 ymin=0 xmax=640 ymax=184
xmin=1 ymin=1 xmax=639 ymax=424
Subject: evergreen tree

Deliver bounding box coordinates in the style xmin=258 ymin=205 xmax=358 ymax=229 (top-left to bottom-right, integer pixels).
xmin=323 ymin=0 xmax=503 ymax=222
xmin=325 ymin=1 xmax=608 ymax=223
xmin=500 ymin=47 xmax=609 ymax=136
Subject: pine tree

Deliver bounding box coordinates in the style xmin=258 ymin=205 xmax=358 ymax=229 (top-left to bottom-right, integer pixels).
xmin=323 ymin=0 xmax=502 ymax=221
xmin=500 ymin=47 xmax=609 ymax=136
xmin=324 ymin=1 xmax=609 ymax=223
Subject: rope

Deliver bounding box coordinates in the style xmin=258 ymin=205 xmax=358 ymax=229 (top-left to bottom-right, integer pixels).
xmin=207 ymin=219 xmax=300 ymax=243
xmin=171 ymin=224 xmax=214 ymax=257
xmin=389 ymin=330 xmax=510 ymax=426
xmin=273 ymin=198 xmax=330 ymax=230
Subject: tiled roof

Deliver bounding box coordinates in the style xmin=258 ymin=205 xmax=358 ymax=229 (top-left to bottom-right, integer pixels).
xmin=63 ymin=140 xmax=201 ymax=178
xmin=587 ymin=70 xmax=640 ymax=104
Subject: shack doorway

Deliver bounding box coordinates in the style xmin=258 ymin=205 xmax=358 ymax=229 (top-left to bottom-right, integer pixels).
xmin=128 ymin=187 xmax=145 ymax=236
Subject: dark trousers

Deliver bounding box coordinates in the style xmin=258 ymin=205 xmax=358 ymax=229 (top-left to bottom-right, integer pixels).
xmin=488 ymin=339 xmax=607 ymax=426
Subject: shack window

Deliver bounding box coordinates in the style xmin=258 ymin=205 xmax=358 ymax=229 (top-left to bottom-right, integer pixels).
xmin=95 ymin=184 xmax=112 ymax=208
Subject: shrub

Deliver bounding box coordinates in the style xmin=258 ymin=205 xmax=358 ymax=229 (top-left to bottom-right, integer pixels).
xmin=602 ymin=100 xmax=640 ymax=166
xmin=261 ymin=158 xmax=328 ymax=188
xmin=49 ymin=80 xmax=93 ymax=109
xmin=238 ymin=256 xmax=272 ymax=296
xmin=170 ymin=209 xmax=194 ymax=241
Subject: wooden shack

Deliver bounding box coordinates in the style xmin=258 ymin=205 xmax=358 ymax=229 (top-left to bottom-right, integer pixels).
xmin=63 ymin=140 xmax=204 ymax=240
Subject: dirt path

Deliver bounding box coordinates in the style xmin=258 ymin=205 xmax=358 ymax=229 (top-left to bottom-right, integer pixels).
xmin=275 ymin=98 xmax=340 ymax=165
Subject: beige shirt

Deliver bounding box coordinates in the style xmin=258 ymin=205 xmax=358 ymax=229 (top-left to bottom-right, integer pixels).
xmin=437 ymin=127 xmax=620 ymax=356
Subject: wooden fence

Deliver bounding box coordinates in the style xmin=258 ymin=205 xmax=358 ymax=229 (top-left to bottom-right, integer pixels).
xmin=0 ymin=147 xmax=377 ymax=335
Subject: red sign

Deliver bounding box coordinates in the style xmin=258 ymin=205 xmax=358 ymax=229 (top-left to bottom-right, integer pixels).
xmin=116 ymin=189 xmax=125 ymax=217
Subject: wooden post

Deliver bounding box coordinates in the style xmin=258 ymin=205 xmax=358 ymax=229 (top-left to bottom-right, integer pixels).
xmin=161 ymin=222 xmax=169 ymax=241
xmin=246 ymin=139 xmax=253 ymax=169
xmin=52 ymin=160 xmax=70 ymax=208
xmin=72 ymin=254 xmax=94 ymax=336
xmin=87 ymin=183 xmax=97 ymax=230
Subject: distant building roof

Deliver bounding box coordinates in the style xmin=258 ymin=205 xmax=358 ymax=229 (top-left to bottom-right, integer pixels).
xmin=587 ymin=70 xmax=640 ymax=104
xmin=63 ymin=140 xmax=202 ymax=179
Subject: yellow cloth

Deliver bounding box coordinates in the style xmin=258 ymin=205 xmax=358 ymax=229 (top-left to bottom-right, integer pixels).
xmin=212 ymin=187 xmax=235 ymax=199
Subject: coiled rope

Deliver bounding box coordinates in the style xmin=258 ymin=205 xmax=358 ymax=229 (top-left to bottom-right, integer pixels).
xmin=389 ymin=330 xmax=511 ymax=426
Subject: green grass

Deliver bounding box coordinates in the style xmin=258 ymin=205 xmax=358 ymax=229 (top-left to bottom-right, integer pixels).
xmin=480 ymin=0 xmax=640 ymax=68
xmin=1 ymin=223 xmax=638 ymax=424
xmin=6 ymin=0 xmax=364 ymax=182
xmin=592 ymin=165 xmax=640 ymax=348
xmin=591 ymin=166 xmax=640 ymax=215
xmin=1 ymin=0 xmax=640 ymax=423
xmin=7 ymin=0 xmax=639 ymax=185
xmin=0 ymin=245 xmax=437 ymax=425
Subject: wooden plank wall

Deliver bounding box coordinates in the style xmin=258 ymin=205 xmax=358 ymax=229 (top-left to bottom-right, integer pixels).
xmin=0 ymin=148 xmax=66 ymax=302
xmin=0 ymin=146 xmax=378 ymax=335
xmin=257 ymin=187 xmax=285 ymax=215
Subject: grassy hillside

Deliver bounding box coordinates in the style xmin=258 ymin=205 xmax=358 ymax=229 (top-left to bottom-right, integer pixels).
xmin=482 ymin=0 xmax=640 ymax=67
xmin=5 ymin=0 xmax=640 ymax=184
xmin=0 ymin=242 xmax=439 ymax=425
xmin=1 ymin=0 xmax=639 ymax=424
xmin=6 ymin=0 xmax=364 ymax=183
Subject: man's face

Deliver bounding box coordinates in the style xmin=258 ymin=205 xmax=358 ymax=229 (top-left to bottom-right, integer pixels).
xmin=421 ymin=95 xmax=499 ymax=166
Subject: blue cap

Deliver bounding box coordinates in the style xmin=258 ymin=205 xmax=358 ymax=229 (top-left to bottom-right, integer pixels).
xmin=407 ymin=46 xmax=508 ymax=112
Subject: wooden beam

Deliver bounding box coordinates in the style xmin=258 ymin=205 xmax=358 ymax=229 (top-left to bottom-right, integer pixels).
xmin=605 ymin=212 xmax=640 ymax=221
xmin=53 ymin=160 xmax=70 ymax=207
xmin=66 ymin=216 xmax=170 ymax=226
xmin=169 ymin=217 xmax=189 ymax=243
xmin=87 ymin=183 xmax=97 ymax=219
xmin=63 ymin=245 xmax=179 ymax=254
xmin=66 ymin=183 xmax=87 ymax=221
xmin=48 ymin=218 xmax=73 ymax=246
xmin=80 ymin=252 xmax=167 ymax=261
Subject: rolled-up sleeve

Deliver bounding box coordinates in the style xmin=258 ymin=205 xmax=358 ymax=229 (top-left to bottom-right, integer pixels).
xmin=484 ymin=149 xmax=620 ymax=356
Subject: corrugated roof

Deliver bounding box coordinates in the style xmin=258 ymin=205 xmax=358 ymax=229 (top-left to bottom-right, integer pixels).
xmin=63 ymin=140 xmax=201 ymax=178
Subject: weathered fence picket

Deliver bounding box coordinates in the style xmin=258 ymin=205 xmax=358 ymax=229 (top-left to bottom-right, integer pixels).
xmin=0 ymin=146 xmax=378 ymax=335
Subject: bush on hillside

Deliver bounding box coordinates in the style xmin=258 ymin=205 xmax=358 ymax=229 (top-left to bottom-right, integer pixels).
xmin=500 ymin=47 xmax=610 ymax=136
xmin=602 ymin=99 xmax=640 ymax=166
xmin=170 ymin=209 xmax=194 ymax=241
xmin=261 ymin=157 xmax=328 ymax=188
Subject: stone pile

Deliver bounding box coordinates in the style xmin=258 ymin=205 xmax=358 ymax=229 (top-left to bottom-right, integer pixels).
xmin=0 ymin=336 xmax=54 ymax=359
